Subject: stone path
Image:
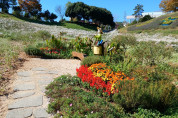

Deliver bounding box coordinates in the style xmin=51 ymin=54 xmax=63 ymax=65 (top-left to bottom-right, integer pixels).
xmin=3 ymin=59 xmax=81 ymax=118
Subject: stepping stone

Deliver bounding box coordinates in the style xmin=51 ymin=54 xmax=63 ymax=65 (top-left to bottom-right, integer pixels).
xmin=19 ymin=77 xmax=34 ymax=82
xmin=6 ymin=108 xmax=33 ymax=118
xmin=39 ymin=76 xmax=53 ymax=79
xmin=17 ymin=71 xmax=32 ymax=77
xmin=13 ymin=91 xmax=35 ymax=99
xmin=14 ymin=82 xmax=35 ymax=91
xmin=8 ymin=95 xmax=43 ymax=110
xmin=33 ymin=108 xmax=51 ymax=118
xmin=38 ymin=79 xmax=53 ymax=86
xmin=32 ymin=67 xmax=47 ymax=71
xmin=40 ymin=86 xmax=47 ymax=93
xmin=48 ymin=71 xmax=59 ymax=75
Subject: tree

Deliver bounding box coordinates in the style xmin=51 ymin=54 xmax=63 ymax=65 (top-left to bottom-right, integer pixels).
xmin=0 ymin=0 xmax=16 ymax=13
xmin=159 ymin=0 xmax=178 ymax=12
xmin=42 ymin=10 xmax=50 ymax=21
xmin=18 ymin=0 xmax=42 ymax=16
xmin=49 ymin=13 xmax=57 ymax=22
xmin=65 ymin=2 xmax=115 ymax=26
xmin=133 ymin=4 xmax=144 ymax=22
xmin=55 ymin=5 xmax=65 ymax=21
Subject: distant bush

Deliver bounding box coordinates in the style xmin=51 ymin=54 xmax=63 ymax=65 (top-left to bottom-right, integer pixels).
xmin=139 ymin=15 xmax=153 ymax=22
xmin=81 ymin=56 xmax=103 ymax=66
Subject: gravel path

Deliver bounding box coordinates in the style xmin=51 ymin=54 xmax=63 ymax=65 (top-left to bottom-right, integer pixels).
xmin=0 ymin=58 xmax=81 ymax=118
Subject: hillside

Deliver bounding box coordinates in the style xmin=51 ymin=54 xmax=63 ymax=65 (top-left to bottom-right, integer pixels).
xmin=127 ymin=12 xmax=178 ymax=32
xmin=0 ymin=13 xmax=97 ymax=37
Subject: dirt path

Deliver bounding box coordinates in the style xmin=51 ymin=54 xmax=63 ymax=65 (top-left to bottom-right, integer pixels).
xmin=0 ymin=58 xmax=81 ymax=118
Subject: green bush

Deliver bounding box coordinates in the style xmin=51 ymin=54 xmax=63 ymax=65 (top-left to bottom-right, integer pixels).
xmin=81 ymin=56 xmax=104 ymax=66
xmin=110 ymin=35 xmax=137 ymax=59
xmin=113 ymin=80 xmax=178 ymax=112
xmin=24 ymin=45 xmax=43 ymax=56
xmin=45 ymin=75 xmax=127 ymax=117
xmin=139 ymin=15 xmax=153 ymax=22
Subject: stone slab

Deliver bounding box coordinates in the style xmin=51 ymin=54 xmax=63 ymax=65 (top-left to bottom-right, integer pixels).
xmin=33 ymin=108 xmax=51 ymax=118
xmin=47 ymin=71 xmax=59 ymax=75
xmin=19 ymin=77 xmax=34 ymax=82
xmin=13 ymin=91 xmax=35 ymax=99
xmin=17 ymin=71 xmax=32 ymax=77
xmin=32 ymin=67 xmax=47 ymax=71
xmin=40 ymin=86 xmax=47 ymax=93
xmin=14 ymin=82 xmax=35 ymax=91
xmin=38 ymin=79 xmax=53 ymax=86
xmin=6 ymin=108 xmax=33 ymax=118
xmin=8 ymin=95 xmax=43 ymax=109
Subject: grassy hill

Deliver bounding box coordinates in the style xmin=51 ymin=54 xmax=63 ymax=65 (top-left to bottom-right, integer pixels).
xmin=0 ymin=13 xmax=97 ymax=31
xmin=120 ymin=12 xmax=178 ymax=35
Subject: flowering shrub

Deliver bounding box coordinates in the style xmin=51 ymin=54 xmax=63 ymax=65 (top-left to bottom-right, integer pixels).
xmin=40 ymin=47 xmax=61 ymax=55
xmin=76 ymin=65 xmax=112 ymax=95
xmin=76 ymin=63 xmax=134 ymax=95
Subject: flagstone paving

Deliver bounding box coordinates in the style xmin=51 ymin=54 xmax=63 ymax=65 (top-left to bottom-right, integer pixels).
xmin=4 ymin=59 xmax=81 ymax=118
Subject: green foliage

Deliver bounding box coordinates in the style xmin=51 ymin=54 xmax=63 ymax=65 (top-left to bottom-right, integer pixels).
xmin=46 ymin=75 xmax=126 ymax=117
xmin=131 ymin=41 xmax=173 ymax=66
xmin=45 ymin=35 xmax=63 ymax=49
xmin=70 ymin=36 xmax=92 ymax=55
xmin=81 ymin=56 xmax=104 ymax=66
xmin=113 ymin=80 xmax=178 ymax=112
xmin=133 ymin=4 xmax=144 ymax=18
xmin=139 ymin=15 xmax=153 ymax=22
xmin=24 ymin=45 xmax=43 ymax=56
xmin=36 ymin=30 xmax=51 ymax=40
xmin=110 ymin=35 xmax=137 ymax=57
xmin=65 ymin=2 xmax=115 ymax=26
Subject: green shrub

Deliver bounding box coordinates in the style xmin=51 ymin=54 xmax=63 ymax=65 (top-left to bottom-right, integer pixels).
xmin=24 ymin=45 xmax=43 ymax=56
xmin=81 ymin=56 xmax=104 ymax=66
xmin=113 ymin=80 xmax=178 ymax=112
xmin=45 ymin=75 xmax=127 ymax=117
xmin=110 ymin=35 xmax=137 ymax=55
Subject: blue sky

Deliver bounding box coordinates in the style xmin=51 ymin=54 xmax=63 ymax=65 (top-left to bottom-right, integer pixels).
xmin=41 ymin=0 xmax=162 ymax=22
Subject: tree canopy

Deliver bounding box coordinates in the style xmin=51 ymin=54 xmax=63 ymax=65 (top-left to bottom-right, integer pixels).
xmin=18 ymin=0 xmax=42 ymax=16
xmin=159 ymin=0 xmax=178 ymax=12
xmin=133 ymin=4 xmax=144 ymax=18
xmin=65 ymin=2 xmax=115 ymax=26
xmin=0 ymin=0 xmax=16 ymax=13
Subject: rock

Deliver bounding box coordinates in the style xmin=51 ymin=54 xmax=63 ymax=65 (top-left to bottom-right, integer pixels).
xmin=32 ymin=67 xmax=47 ymax=71
xmin=17 ymin=71 xmax=32 ymax=77
xmin=39 ymin=86 xmax=47 ymax=93
xmin=12 ymin=91 xmax=35 ymax=99
xmin=8 ymin=95 xmax=43 ymax=109
xmin=6 ymin=108 xmax=33 ymax=118
xmin=38 ymin=79 xmax=53 ymax=86
xmin=33 ymin=108 xmax=51 ymax=118
xmin=19 ymin=77 xmax=34 ymax=82
xmin=47 ymin=71 xmax=59 ymax=75
xmin=14 ymin=82 xmax=35 ymax=91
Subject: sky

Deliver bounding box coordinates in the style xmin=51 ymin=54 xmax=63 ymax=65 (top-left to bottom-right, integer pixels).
xmin=40 ymin=0 xmax=162 ymax=22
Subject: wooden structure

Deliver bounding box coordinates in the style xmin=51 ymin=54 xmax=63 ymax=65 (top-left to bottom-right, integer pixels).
xmin=72 ymin=51 xmax=86 ymax=60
